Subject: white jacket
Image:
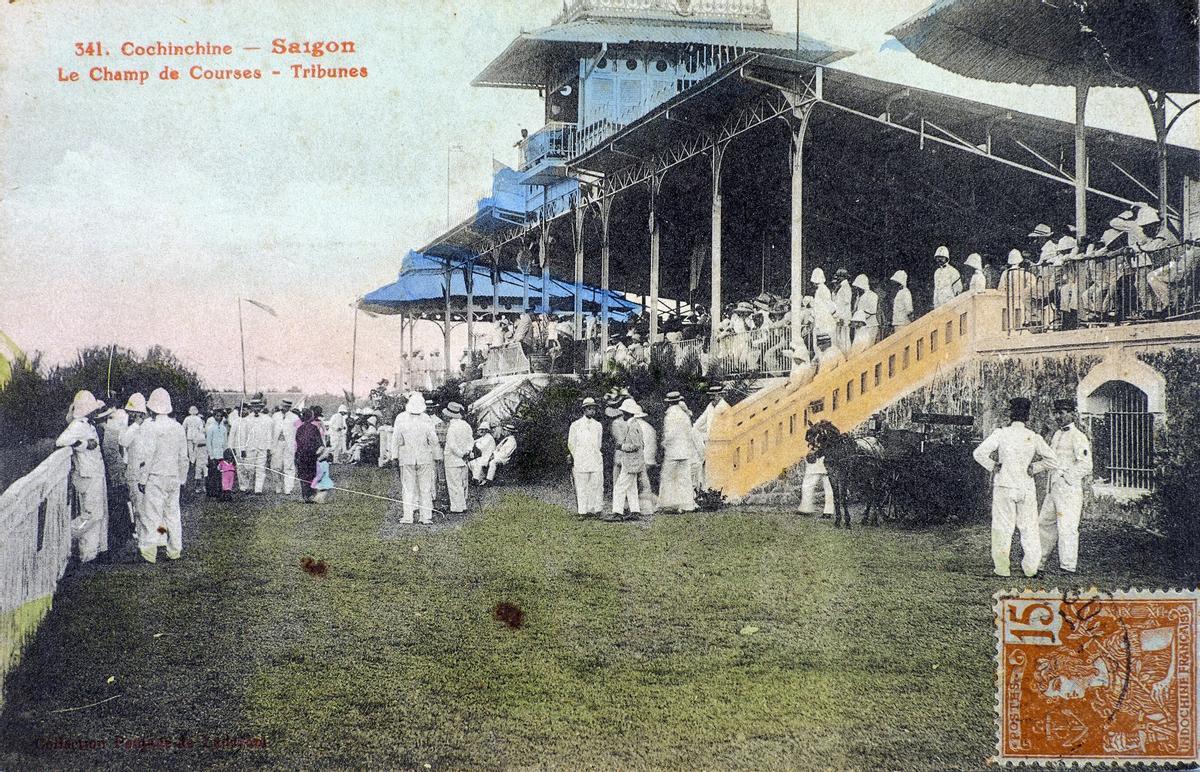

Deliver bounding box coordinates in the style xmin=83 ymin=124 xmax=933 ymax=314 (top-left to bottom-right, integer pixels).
xmin=973 ymin=421 xmax=1056 ymax=491
xmin=137 ymin=414 xmax=189 ymax=484
xmin=662 ymin=405 xmax=695 ymax=461
xmin=567 ymin=416 xmax=603 ymax=472
xmin=443 ymin=418 xmax=474 ymax=468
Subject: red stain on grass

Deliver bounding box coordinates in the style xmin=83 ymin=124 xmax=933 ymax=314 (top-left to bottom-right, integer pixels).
xmin=492 ymin=602 xmax=524 ymax=629
xmin=300 ymin=556 xmax=329 ymax=577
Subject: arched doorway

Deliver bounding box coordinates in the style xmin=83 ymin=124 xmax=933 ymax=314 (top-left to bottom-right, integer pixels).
xmin=1084 ymin=380 xmax=1155 ymax=491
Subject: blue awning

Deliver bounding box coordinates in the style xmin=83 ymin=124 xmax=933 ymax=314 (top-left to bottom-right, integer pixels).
xmin=360 ymin=251 xmax=641 ymax=320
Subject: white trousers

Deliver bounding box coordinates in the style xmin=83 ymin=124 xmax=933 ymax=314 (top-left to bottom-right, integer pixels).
xmin=189 ymin=442 xmax=208 ymax=480
xmin=282 ymin=451 xmax=296 ymax=495
xmin=332 ymin=431 xmax=348 ymax=463
xmin=72 ymin=473 xmax=108 ymax=563
xmin=638 ymin=468 xmax=656 ymax=514
xmin=248 ymin=449 xmax=269 ymax=493
xmin=486 ymin=457 xmax=508 ymax=481
xmin=612 ymin=468 xmax=641 ymax=515
xmin=141 ymin=474 xmax=182 ymax=555
xmin=1038 ymin=482 xmax=1083 ymax=572
xmin=658 ymin=459 xmax=696 ymax=512
xmin=469 ymin=456 xmax=489 ymax=483
xmin=572 ymin=469 xmax=604 ymax=514
xmin=445 ymin=463 xmax=469 ymax=513
xmin=991 ymin=485 xmax=1041 ymax=577
xmin=400 ymin=463 xmax=435 ymax=523
xmin=799 ymin=469 xmax=834 ymax=515
xmin=270 ymin=445 xmax=285 ymax=493
xmin=236 ymin=449 xmax=252 ymax=490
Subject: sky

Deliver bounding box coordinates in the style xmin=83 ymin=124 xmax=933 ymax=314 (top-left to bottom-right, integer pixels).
xmin=2 ymin=0 xmax=1196 ymax=395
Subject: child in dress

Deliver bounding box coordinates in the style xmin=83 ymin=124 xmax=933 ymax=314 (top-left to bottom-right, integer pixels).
xmin=217 ymin=449 xmax=238 ymax=501
xmin=312 ymin=448 xmax=335 ymax=503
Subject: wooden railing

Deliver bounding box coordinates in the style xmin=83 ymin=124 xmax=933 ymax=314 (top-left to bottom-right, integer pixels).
xmin=1 ymin=447 xmax=73 ymax=710
xmin=705 ymin=290 xmax=1006 ymax=499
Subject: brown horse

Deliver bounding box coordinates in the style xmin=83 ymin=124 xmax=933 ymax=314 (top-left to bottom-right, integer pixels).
xmin=804 ymin=420 xmax=888 ymax=528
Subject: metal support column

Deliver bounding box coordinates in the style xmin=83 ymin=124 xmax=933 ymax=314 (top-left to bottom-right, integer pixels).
xmin=466 ymin=257 xmax=475 ymax=365
xmin=648 ymin=171 xmax=664 ymax=345
xmin=710 ymin=142 xmax=726 ymax=342
xmin=1074 ymin=84 xmax=1089 ymax=238
xmin=599 ymin=194 xmax=613 ymax=359
xmin=786 ymin=98 xmax=815 ymax=351
xmin=443 ymin=266 xmax=452 ymax=380
xmin=573 ymin=201 xmax=585 ymax=342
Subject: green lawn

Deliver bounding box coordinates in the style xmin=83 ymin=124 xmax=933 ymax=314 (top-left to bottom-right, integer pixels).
xmin=0 ymin=467 xmax=1192 ymax=770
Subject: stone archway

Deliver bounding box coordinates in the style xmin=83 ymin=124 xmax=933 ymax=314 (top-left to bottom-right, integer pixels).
xmin=1075 ymin=350 xmax=1165 ymax=415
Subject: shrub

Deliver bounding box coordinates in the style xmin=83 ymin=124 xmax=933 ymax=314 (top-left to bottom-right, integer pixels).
xmin=0 ymin=345 xmax=209 ymax=447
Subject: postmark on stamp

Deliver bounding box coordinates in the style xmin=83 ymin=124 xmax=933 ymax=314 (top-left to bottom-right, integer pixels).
xmin=994 ymin=589 xmax=1198 ymax=766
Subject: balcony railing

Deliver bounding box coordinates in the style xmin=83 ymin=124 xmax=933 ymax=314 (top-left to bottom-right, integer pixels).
xmin=517 ymin=122 xmax=577 ymax=172
xmin=1012 ymin=241 xmax=1199 ymax=333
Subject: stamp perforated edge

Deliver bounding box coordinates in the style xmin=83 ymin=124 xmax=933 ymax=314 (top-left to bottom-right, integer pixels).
xmin=990 ymin=587 xmax=1200 ymax=768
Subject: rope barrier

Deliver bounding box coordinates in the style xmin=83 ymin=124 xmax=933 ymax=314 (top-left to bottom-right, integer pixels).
xmin=231 ymin=461 xmax=455 ymax=519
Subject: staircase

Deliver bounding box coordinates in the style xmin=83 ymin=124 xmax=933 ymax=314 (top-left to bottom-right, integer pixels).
xmin=706 ymin=290 xmax=1007 ymax=500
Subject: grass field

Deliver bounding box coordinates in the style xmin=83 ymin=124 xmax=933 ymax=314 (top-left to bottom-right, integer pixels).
xmin=0 ymin=467 xmax=1193 ymax=770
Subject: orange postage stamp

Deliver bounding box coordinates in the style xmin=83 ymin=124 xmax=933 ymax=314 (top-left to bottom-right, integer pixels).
xmin=994 ymin=589 xmax=1199 ymax=766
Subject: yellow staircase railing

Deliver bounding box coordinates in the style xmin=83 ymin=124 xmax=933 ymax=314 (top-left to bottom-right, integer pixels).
xmin=706 ymin=290 xmax=1007 ymax=499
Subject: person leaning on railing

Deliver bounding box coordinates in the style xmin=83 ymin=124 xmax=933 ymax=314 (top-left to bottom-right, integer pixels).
xmin=56 ymin=390 xmax=109 ymax=563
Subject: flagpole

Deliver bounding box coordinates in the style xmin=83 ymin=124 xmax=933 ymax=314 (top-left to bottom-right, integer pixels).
xmin=238 ymin=297 xmax=247 ymax=396
xmin=350 ymin=306 xmax=359 ymax=404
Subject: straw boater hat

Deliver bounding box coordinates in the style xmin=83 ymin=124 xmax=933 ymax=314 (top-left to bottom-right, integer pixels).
xmin=442 ymin=401 xmax=465 ymax=418
xmin=706 ymin=383 xmax=725 ymax=394
xmin=664 ymin=391 xmax=684 ymax=404
xmin=147 ymin=388 xmax=173 ymax=415
xmin=1007 ymin=248 xmax=1024 ymax=266
xmin=735 ymin=302 xmax=754 ymax=314
xmin=124 ymin=393 xmax=147 ymax=414
xmin=68 ymin=390 xmax=106 ymax=421
xmin=1027 ymin=223 xmax=1053 ymax=238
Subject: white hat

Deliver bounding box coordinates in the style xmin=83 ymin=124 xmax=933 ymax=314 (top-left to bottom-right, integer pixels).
xmin=478 ymin=421 xmax=492 ymax=432
xmin=69 ymin=390 xmax=105 ymax=420
xmin=337 ymin=404 xmax=348 ymax=413
xmin=934 ymin=245 xmax=950 ymax=258
xmin=124 ymin=393 xmax=147 ymax=413
xmin=1027 ymin=223 xmax=1053 ymax=238
xmin=890 ymin=270 xmax=907 ymax=286
xmin=850 ymin=309 xmax=867 ymax=325
xmin=188 ymin=406 xmax=199 ymax=415
xmin=619 ymin=398 xmax=640 ymax=415
xmin=964 ymin=253 xmax=983 ymax=270
xmin=851 ymin=274 xmax=870 ymax=291
xmin=1134 ymin=204 xmax=1160 ymax=227
xmin=405 ymin=392 xmax=426 ymax=414
xmin=1007 ymin=248 xmax=1023 ymax=266
xmin=147 ymin=388 xmax=173 ymax=415
xmin=810 ymin=267 xmax=826 ymax=284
